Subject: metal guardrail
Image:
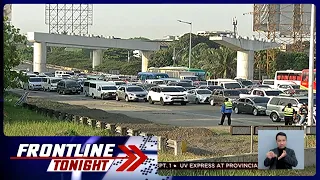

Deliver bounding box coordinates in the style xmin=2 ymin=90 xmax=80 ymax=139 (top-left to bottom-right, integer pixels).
xmin=230 ymin=125 xmax=316 ymax=135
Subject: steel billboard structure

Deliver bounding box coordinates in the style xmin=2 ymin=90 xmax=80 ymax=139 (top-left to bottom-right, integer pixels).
xmin=253 ymin=4 xmax=312 ymax=49
xmin=45 ymin=4 xmax=93 ymax=35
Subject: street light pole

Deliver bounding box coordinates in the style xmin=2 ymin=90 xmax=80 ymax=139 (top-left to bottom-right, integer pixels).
xmin=178 ymin=20 xmax=192 ymax=69
xmin=307 ymin=4 xmax=316 ymax=126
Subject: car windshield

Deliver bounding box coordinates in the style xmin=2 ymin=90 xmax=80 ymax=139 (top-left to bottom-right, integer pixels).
xmin=51 ymin=79 xmax=61 ymax=83
xmin=29 ymin=78 xmax=42 ymax=82
xmin=259 ymin=85 xmax=271 ymax=88
xmin=238 ymin=89 xmax=249 ymax=94
xmin=102 ymin=86 xmax=117 ymax=90
xmin=251 ymin=97 xmax=270 ymax=103
xmin=265 ymin=91 xmax=281 ymax=96
xmin=197 ymin=90 xmax=212 ymax=94
xmin=127 ymin=87 xmax=144 ymax=92
xmin=241 ymin=81 xmax=253 ymax=86
xmin=155 ymin=74 xmax=169 ymax=79
xmin=263 ymin=80 xmax=274 ymax=85
xmin=175 ymin=87 xmax=187 ymax=92
xmin=115 ymin=82 xmax=126 ymax=85
xmin=177 ymin=83 xmax=193 ymax=87
xmin=66 ymin=81 xmax=80 ymax=87
xmin=292 ymin=85 xmax=301 ymax=89
xmin=224 ymin=91 xmax=240 ymax=96
xmin=207 ymin=86 xmax=223 ymax=91
xmin=153 ymin=81 xmax=164 ymax=85
xmin=224 ymin=83 xmax=241 ymax=89
xmin=161 ymin=87 xmax=181 ymax=92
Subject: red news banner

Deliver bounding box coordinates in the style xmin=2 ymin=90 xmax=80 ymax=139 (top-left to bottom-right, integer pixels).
xmin=158 ymin=162 xmax=258 ymax=170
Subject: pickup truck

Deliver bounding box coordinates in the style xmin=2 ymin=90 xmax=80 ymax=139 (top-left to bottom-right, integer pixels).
xmin=239 ymin=88 xmax=283 ymax=99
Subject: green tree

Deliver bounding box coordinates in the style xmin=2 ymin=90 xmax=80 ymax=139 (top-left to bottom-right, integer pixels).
xmin=275 ymin=52 xmax=309 ymax=70
xmin=202 ymin=47 xmax=237 ymax=78
xmin=4 ymin=17 xmax=28 ymax=89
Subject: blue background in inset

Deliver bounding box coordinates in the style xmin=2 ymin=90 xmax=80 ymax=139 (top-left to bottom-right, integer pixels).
xmin=257 ymin=130 xmax=305 ymax=169
xmin=1 ymin=0 xmax=319 ymax=180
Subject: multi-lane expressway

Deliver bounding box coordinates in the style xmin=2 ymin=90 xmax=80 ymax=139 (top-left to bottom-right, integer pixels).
xmin=11 ymin=88 xmax=278 ymax=128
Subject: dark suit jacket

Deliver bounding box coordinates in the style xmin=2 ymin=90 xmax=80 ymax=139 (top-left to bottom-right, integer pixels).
xmin=264 ymin=147 xmax=298 ymax=169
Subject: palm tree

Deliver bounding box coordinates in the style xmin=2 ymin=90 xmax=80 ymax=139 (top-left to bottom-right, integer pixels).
xmin=202 ymin=46 xmax=237 ymax=78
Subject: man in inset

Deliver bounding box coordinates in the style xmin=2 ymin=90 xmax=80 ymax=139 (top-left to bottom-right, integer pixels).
xmin=218 ymin=98 xmax=233 ymax=126
xmin=264 ymin=132 xmax=298 ymax=169
xmin=282 ymin=103 xmax=296 ymax=125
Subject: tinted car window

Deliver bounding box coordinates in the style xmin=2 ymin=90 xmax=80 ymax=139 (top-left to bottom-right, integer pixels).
xmin=161 ymin=87 xmax=181 ymax=92
xmin=224 ymin=90 xmax=240 ymax=96
xmin=102 ymin=86 xmax=117 ymax=90
xmin=127 ymin=87 xmax=144 ymax=92
xmin=269 ymin=97 xmax=280 ymax=105
xmin=265 ymin=91 xmax=281 ymax=96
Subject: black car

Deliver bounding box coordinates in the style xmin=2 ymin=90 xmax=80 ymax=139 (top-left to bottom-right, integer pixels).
xmin=57 ymin=79 xmax=82 ymax=95
xmin=233 ymin=97 xmax=270 ymax=116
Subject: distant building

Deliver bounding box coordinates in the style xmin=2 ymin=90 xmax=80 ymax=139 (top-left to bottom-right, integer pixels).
xmin=196 ymin=30 xmax=233 ymax=37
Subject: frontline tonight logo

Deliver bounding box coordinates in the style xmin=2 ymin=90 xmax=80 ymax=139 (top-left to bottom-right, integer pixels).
xmin=10 ymin=144 xmax=147 ymax=172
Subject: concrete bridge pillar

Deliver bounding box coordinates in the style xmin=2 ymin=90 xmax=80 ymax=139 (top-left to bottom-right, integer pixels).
xmin=33 ymin=42 xmax=47 ymax=73
xmin=236 ymin=50 xmax=254 ymax=80
xmin=141 ymin=51 xmax=153 ymax=72
xmin=92 ymin=49 xmax=103 ymax=70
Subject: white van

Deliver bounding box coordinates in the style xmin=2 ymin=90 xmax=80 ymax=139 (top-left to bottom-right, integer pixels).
xmin=262 ymin=79 xmax=276 ymax=89
xmin=92 ymin=85 xmax=118 ymax=100
xmin=42 ymin=77 xmax=62 ymax=91
xmin=83 ymin=80 xmax=105 ymax=96
xmin=207 ymin=79 xmax=237 ymax=86
xmin=89 ymin=81 xmax=115 ymax=98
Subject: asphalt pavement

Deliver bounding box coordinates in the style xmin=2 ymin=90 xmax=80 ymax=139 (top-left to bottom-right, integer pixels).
xmin=10 ymin=89 xmax=280 ymax=128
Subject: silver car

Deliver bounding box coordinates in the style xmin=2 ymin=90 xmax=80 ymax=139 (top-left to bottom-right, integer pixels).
xmin=116 ymin=85 xmax=148 ymax=102
xmin=266 ymin=95 xmax=316 ymax=122
xmin=187 ymin=89 xmax=212 ymax=104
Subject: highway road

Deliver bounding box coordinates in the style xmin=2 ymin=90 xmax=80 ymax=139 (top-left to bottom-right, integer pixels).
xmin=11 ymin=89 xmax=280 ymax=128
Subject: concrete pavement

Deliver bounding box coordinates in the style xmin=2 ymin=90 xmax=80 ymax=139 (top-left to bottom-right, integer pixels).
xmin=11 ymin=89 xmax=280 ymax=127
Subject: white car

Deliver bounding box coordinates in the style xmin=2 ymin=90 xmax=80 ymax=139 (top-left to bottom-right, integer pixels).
xmin=147 ymin=86 xmax=188 ymax=106
xmin=277 ymin=84 xmax=301 ymax=92
xmin=95 ymin=85 xmax=118 ymax=100
xmin=187 ymin=89 xmax=212 ymax=104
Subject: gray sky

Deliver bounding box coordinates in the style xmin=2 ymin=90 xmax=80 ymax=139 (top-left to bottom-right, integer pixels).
xmin=12 ymin=4 xmax=256 ymax=39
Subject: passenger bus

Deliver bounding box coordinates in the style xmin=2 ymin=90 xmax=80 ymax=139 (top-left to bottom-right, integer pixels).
xmin=137 ymin=72 xmax=169 ymax=81
xmin=148 ymin=67 xmax=206 ymax=80
xmin=274 ymin=70 xmax=302 ymax=87
xmin=301 ymin=69 xmax=316 ymax=91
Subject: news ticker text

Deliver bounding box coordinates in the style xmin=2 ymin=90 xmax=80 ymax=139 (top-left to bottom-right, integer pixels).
xmin=158 ymin=162 xmax=258 ymax=170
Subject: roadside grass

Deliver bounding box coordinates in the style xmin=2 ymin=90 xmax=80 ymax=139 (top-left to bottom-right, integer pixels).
xmin=4 ymin=93 xmax=111 ymax=136
xmin=159 ymin=165 xmax=316 ymax=176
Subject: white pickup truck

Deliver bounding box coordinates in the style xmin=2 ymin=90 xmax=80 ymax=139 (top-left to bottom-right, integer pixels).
xmin=239 ymin=88 xmax=283 ymax=99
